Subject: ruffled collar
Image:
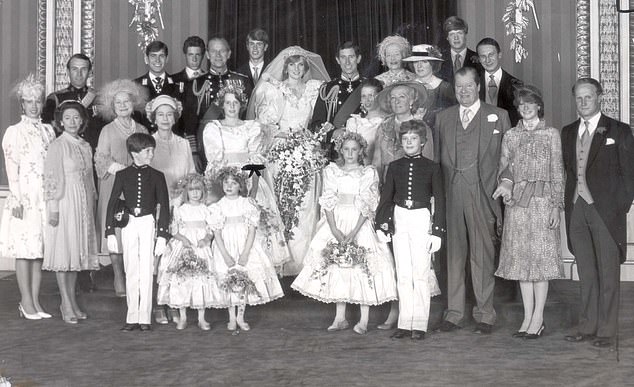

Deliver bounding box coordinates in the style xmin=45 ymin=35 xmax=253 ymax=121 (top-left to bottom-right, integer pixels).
xmin=21 ymin=115 xmax=42 ymax=125
xmin=329 ymin=163 xmax=369 ymax=177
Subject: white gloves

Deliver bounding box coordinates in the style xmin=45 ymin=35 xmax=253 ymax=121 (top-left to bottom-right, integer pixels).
xmin=154 ymin=237 xmax=167 ymax=256
xmin=107 ymin=235 xmax=119 ymax=253
xmin=426 ymin=235 xmax=442 ymax=254
xmin=107 ymin=162 xmax=126 ymax=175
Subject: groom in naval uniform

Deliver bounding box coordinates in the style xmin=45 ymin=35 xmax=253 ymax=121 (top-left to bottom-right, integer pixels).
xmin=435 ymin=67 xmax=511 ymax=335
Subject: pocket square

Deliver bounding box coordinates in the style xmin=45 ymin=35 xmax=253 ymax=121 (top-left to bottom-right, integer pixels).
xmin=487 ymin=114 xmax=498 ymax=122
xmin=493 ymin=129 xmax=500 ymax=134
xmin=606 ymin=138 xmax=615 ymax=145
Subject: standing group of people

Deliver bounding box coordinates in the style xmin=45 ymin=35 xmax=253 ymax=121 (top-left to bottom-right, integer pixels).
xmin=1 ymin=16 xmax=632 ymax=349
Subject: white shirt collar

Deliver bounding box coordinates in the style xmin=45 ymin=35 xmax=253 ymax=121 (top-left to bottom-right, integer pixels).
xmin=185 ymin=67 xmax=203 ymax=79
xmin=451 ymin=48 xmax=468 ymax=61
xmin=579 ymin=112 xmax=602 ymax=138
xmin=249 ymin=61 xmax=264 ymax=71
xmin=460 ymin=99 xmax=481 ymax=117
xmin=485 ymin=68 xmax=502 ymax=86
xmin=149 ymin=72 xmax=166 ymax=83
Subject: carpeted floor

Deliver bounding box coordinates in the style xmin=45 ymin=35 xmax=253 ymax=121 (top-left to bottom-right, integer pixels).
xmin=0 ymin=270 xmax=632 ymax=386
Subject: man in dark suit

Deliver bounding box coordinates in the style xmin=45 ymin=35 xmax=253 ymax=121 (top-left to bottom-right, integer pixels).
xmin=438 ymin=16 xmax=481 ymax=85
xmin=133 ymin=40 xmax=183 ymax=132
xmin=562 ymin=78 xmax=634 ymax=348
xmin=172 ymin=36 xmax=207 ymax=172
xmin=435 ymin=67 xmax=511 ymax=335
xmin=476 ymin=37 xmax=523 ymax=126
xmin=236 ymin=28 xmax=269 ymax=92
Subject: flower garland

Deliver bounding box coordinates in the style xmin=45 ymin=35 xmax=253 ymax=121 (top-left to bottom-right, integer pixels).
xmin=128 ymin=0 xmax=165 ymax=53
xmin=255 ymin=203 xmax=285 ymax=250
xmin=312 ymin=240 xmax=373 ymax=289
xmin=502 ymin=0 xmax=540 ymax=63
xmin=267 ymin=125 xmax=328 ymax=240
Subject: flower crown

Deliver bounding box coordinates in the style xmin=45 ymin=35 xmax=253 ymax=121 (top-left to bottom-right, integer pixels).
xmin=207 ymin=166 xmax=248 ymax=187
xmin=173 ymin=173 xmax=206 ymax=197
xmin=333 ymin=130 xmax=368 ymax=164
xmin=215 ymin=83 xmax=248 ymax=106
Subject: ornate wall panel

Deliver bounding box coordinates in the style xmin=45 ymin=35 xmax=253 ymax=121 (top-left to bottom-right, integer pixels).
xmin=575 ymin=0 xmax=590 ymax=79
xmin=598 ymin=0 xmax=620 ymax=118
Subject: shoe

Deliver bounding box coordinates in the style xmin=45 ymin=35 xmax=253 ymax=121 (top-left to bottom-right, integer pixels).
xmin=37 ymin=310 xmax=52 ymax=319
xmin=115 ymin=291 xmax=126 ymax=298
xmin=237 ymin=320 xmax=250 ymax=331
xmin=120 ymin=323 xmax=139 ymax=331
xmin=473 ymin=322 xmax=493 ymax=335
xmin=168 ymin=308 xmax=180 ymax=324
xmin=564 ymin=332 xmax=595 ymax=343
xmin=154 ymin=309 xmax=168 ymax=324
xmin=74 ymin=310 xmax=88 ymax=320
xmin=353 ymin=323 xmax=367 ymax=335
xmin=524 ymin=324 xmax=545 ymax=339
xmin=411 ymin=330 xmax=426 ymax=340
xmin=390 ymin=329 xmax=410 ymax=339
xmin=139 ymin=324 xmax=152 ymax=332
xmin=198 ymin=320 xmax=211 ymax=331
xmin=377 ymin=322 xmax=396 ymax=330
xmin=436 ymin=320 xmax=461 ymax=332
xmin=227 ymin=321 xmax=237 ymax=331
xmin=327 ymin=320 xmax=349 ymax=332
xmin=592 ymin=338 xmax=613 ymax=348
xmin=176 ymin=319 xmax=187 ymax=330
xmin=18 ymin=304 xmax=42 ymax=320
xmin=59 ymin=306 xmax=78 ymax=325
xmin=512 ymin=331 xmax=528 ymax=338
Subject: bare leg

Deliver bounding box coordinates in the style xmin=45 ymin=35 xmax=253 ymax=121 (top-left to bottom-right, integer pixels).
xmin=15 ymin=259 xmax=36 ymax=314
xmin=68 ymin=272 xmax=85 ymax=317
xmin=110 ymin=253 xmax=125 ymax=296
xmin=518 ymin=281 xmax=534 ymax=332
xmin=30 ymin=259 xmax=46 ymax=313
xmin=56 ymin=272 xmax=73 ymax=312
xmin=527 ymin=281 xmax=548 ymax=334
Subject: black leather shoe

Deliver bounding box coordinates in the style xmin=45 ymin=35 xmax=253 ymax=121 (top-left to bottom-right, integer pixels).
xmin=390 ymin=329 xmax=410 ymax=339
xmin=436 ymin=320 xmax=461 ymax=332
xmin=592 ymin=338 xmax=613 ymax=348
xmin=139 ymin=324 xmax=152 ymax=332
xmin=512 ymin=331 xmax=527 ymax=338
xmin=411 ymin=330 xmax=426 ymax=340
xmin=473 ymin=322 xmax=493 ymax=334
xmin=120 ymin=323 xmax=139 ymax=331
xmin=564 ymin=333 xmax=595 ymax=342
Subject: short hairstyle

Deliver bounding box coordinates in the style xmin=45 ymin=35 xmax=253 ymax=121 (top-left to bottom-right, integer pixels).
xmin=572 ymin=77 xmax=604 ymax=96
xmin=14 ymin=73 xmax=45 ymax=102
xmin=443 ymin=16 xmax=468 ymax=34
xmin=514 ymin=85 xmax=545 ymax=118
xmin=66 ymin=53 xmax=92 ymax=72
xmin=455 ymin=66 xmax=481 ymax=86
xmin=282 ymin=55 xmax=309 ymax=80
xmin=208 ymin=36 xmax=230 ymax=51
xmin=476 ymin=37 xmax=501 ymax=54
xmin=360 ymin=78 xmax=383 ymax=94
xmin=55 ymin=100 xmax=89 ymax=134
xmin=337 ymin=41 xmax=361 ymax=57
xmin=377 ymin=35 xmax=411 ymax=65
xmin=333 ymin=131 xmax=368 ymax=166
xmin=145 ymin=40 xmax=168 ymax=57
xmin=398 ymin=119 xmax=428 ymax=143
xmin=98 ymin=79 xmax=148 ymax=121
xmin=127 ymin=132 xmax=156 ymax=154
xmin=182 ymin=36 xmax=206 ymax=55
xmin=246 ymin=28 xmax=269 ymax=45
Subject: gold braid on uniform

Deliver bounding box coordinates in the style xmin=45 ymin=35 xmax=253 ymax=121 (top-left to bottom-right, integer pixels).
xmin=319 ymin=84 xmax=340 ymax=122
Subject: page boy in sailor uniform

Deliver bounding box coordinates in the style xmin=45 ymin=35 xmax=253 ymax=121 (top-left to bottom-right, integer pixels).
xmin=375 ymin=120 xmax=446 ymax=340
xmin=106 ymin=133 xmax=171 ymax=332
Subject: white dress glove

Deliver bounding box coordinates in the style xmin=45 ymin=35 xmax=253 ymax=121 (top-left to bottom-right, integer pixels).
xmin=154 ymin=237 xmax=167 ymax=256
xmin=107 ymin=235 xmax=119 ymax=254
xmin=426 ymin=235 xmax=442 ymax=254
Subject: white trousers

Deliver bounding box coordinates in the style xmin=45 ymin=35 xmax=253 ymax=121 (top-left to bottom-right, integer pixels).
xmin=393 ymin=206 xmax=432 ymax=331
xmin=121 ymin=215 xmax=155 ymax=324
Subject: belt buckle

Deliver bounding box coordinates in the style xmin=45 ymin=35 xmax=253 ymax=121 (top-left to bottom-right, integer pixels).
xmin=133 ymin=207 xmax=141 ymax=216
xmin=405 ymin=199 xmax=413 ymax=209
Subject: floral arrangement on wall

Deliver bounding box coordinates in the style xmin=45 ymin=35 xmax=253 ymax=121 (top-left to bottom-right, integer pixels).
xmin=502 ymin=0 xmax=540 ymax=63
xmin=129 ymin=0 xmax=164 ymax=52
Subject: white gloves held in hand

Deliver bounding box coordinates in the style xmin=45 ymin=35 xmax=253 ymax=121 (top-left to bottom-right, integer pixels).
xmin=154 ymin=237 xmax=167 ymax=256
xmin=107 ymin=235 xmax=119 ymax=253
xmin=426 ymin=235 xmax=442 ymax=254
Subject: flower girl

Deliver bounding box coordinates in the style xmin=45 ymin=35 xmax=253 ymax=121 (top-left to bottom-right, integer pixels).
xmin=292 ymin=132 xmax=397 ymax=334
xmin=157 ymin=174 xmax=219 ymax=330
xmin=208 ymin=167 xmax=284 ymax=331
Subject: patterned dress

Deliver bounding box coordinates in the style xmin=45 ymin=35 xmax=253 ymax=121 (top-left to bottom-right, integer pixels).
xmin=150 ymin=132 xmax=195 ymax=201
xmin=375 ymin=69 xmax=417 ymax=87
xmin=42 ymin=132 xmax=99 ymax=271
xmin=495 ymin=120 xmax=565 ymax=281
xmin=0 ymin=116 xmax=56 ymax=258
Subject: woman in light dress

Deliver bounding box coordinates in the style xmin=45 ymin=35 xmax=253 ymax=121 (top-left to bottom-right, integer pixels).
xmin=94 ymin=79 xmax=147 ymax=297
xmin=0 ymin=74 xmax=56 ymax=320
xmin=42 ymin=101 xmax=99 ymax=324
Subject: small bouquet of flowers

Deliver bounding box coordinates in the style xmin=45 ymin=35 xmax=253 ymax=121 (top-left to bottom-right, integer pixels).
xmin=220 ymin=267 xmax=261 ymax=300
xmin=312 ymin=240 xmax=373 ymax=289
xmin=268 ymin=124 xmax=329 ymax=240
xmin=167 ymin=246 xmax=213 ymax=280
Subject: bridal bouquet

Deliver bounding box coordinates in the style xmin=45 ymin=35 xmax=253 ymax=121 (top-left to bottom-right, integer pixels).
xmin=167 ymin=246 xmax=213 ymax=280
xmin=312 ymin=240 xmax=373 ymax=289
xmin=221 ymin=267 xmax=261 ymax=299
xmin=268 ymin=125 xmax=328 ymax=240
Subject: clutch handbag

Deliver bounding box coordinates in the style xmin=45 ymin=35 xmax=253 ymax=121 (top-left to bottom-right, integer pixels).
xmin=113 ymin=199 xmax=129 ymax=228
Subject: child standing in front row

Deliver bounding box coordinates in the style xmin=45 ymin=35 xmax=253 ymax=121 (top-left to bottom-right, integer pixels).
xmin=157 ymin=174 xmax=221 ymax=330
xmin=106 ymin=133 xmax=170 ymax=332
xmin=375 ymin=120 xmax=446 ymax=341
xmin=208 ymin=167 xmax=284 ymax=331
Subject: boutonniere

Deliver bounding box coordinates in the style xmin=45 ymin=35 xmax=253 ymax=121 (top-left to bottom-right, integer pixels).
xmin=596 ymin=126 xmax=607 ymax=135
xmin=487 ymin=114 xmax=498 ymax=122
xmin=606 ymin=138 xmax=615 ymax=145
xmin=470 ymin=54 xmax=480 ymax=64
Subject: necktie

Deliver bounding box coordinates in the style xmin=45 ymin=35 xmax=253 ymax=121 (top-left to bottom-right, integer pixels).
xmin=581 ymin=120 xmax=590 ymax=145
xmin=487 ymin=74 xmax=498 ymax=104
xmin=461 ymin=108 xmax=471 ymax=129
xmin=453 ymin=54 xmax=462 ymax=73
xmin=153 ymin=77 xmax=163 ymax=93
xmin=253 ymin=67 xmax=260 ymax=82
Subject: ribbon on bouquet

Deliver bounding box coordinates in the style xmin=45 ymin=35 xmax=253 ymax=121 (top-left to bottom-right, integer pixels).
xmin=242 ymin=164 xmax=266 ymax=177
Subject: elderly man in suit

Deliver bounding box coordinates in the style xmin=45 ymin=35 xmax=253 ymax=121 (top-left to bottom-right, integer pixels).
xmin=562 ymin=78 xmax=634 ymax=348
xmin=476 ymin=37 xmax=523 ymax=126
xmin=438 ymin=16 xmax=481 ymax=85
xmin=435 ymin=67 xmax=511 ymax=334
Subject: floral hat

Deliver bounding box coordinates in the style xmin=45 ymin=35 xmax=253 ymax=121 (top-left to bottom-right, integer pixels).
xmin=402 ymin=44 xmax=444 ymax=62
xmin=375 ymin=81 xmax=429 ymax=114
